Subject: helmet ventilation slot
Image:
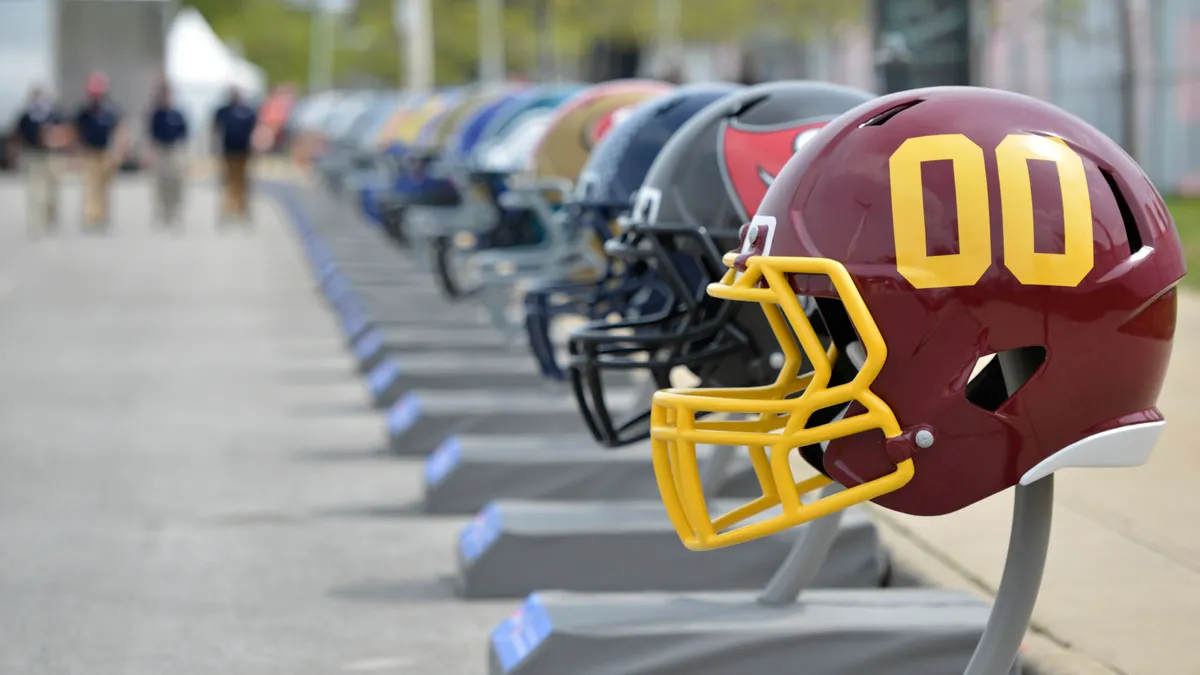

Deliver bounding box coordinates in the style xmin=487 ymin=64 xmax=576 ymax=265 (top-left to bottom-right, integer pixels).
xmin=728 ymin=94 xmax=770 ymax=118
xmin=859 ymin=100 xmax=923 ymax=127
xmin=1100 ymin=168 xmax=1144 ymax=256
xmin=965 ymin=346 xmax=1047 ymax=412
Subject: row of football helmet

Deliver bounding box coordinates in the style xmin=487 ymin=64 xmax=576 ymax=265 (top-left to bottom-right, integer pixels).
xmin=306 ymin=77 xmax=1185 ymax=552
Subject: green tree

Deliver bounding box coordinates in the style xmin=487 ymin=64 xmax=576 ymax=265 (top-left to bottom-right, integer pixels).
xmin=185 ymin=0 xmax=871 ymax=89
xmin=186 ymin=0 xmax=312 ymax=86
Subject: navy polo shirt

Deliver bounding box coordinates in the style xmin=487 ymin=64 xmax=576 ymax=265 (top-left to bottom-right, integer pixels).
xmin=213 ymin=102 xmax=258 ymax=155
xmin=16 ymin=104 xmax=63 ymax=149
xmin=149 ymin=106 xmax=189 ymax=146
xmin=75 ymin=102 xmax=121 ymax=150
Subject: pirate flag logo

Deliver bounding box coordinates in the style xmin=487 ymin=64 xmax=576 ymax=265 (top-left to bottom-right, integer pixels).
xmin=718 ymin=119 xmax=830 ymax=219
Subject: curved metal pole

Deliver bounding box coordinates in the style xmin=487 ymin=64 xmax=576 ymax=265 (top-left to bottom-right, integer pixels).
xmin=962 ymin=476 xmax=1053 ymax=675
xmin=698 ymin=445 xmax=735 ymax=494
xmin=757 ymin=482 xmax=846 ymax=606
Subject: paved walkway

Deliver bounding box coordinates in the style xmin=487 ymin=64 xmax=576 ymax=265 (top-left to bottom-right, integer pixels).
xmin=0 ymin=176 xmax=510 ymax=675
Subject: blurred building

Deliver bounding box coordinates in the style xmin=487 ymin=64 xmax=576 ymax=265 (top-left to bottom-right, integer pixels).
xmin=630 ymin=0 xmax=1200 ymax=196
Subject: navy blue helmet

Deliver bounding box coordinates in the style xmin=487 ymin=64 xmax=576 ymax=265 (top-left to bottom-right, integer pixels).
xmin=521 ymin=83 xmax=745 ymax=384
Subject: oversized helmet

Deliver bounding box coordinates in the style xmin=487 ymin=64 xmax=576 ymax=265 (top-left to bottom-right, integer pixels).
xmin=400 ymin=86 xmax=536 ymax=290
xmin=391 ymin=86 xmax=523 ymax=233
xmin=374 ymin=92 xmax=428 ymax=150
xmin=522 ymin=82 xmax=745 ymax=382
xmin=413 ymin=84 xmax=522 ymax=159
xmin=370 ymin=91 xmax=463 ymax=245
xmin=398 ymin=85 xmax=528 ymax=218
xmin=471 ymin=84 xmax=585 ymax=174
xmin=384 ymin=96 xmax=469 ymax=218
xmin=519 ymin=79 xmax=674 ymax=185
xmin=444 ymin=86 xmax=530 ymax=167
xmin=651 ymin=85 xmax=1186 ymax=550
xmin=569 ymin=81 xmax=877 ymax=447
xmin=402 ymin=84 xmax=584 ymax=293
xmin=406 ymin=83 xmax=584 ymax=245
xmin=468 ymin=79 xmax=674 ymax=339
xmin=389 ymin=89 xmax=458 ymax=149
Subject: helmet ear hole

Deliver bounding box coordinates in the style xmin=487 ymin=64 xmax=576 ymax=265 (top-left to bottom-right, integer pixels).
xmin=964 ymin=346 xmax=1047 ymax=412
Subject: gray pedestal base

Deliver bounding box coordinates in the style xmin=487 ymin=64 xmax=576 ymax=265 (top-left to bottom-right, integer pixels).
xmin=376 ymin=326 xmax=515 ymax=352
xmin=355 ymin=327 xmax=516 ymax=376
xmin=350 ymin=323 xmax=497 ymax=371
xmin=365 ymin=354 xmax=553 ymax=408
xmin=386 ymin=390 xmax=610 ymax=457
xmin=423 ymin=438 xmax=759 ymax=514
xmin=456 ymin=501 xmax=886 ymax=598
xmin=331 ymin=287 xmax=459 ymax=313
xmin=335 ymin=301 xmax=487 ymax=348
xmin=323 ymin=269 xmax=428 ymax=288
xmin=489 ymin=589 xmax=1020 ymax=675
xmin=333 ymin=291 xmax=467 ymax=323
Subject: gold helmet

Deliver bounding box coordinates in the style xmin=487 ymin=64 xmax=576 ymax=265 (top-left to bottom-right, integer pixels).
xmin=522 ymin=79 xmax=673 ymax=185
xmin=425 ymin=84 xmax=517 ymax=153
xmin=385 ymin=92 xmax=451 ymax=147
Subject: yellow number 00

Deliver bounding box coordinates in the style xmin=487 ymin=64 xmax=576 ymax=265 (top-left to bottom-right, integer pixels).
xmin=889 ymin=133 xmax=1094 ymax=289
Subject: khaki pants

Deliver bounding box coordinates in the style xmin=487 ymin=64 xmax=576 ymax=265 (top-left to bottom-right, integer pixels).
xmin=153 ymin=145 xmax=185 ymax=224
xmin=23 ymin=150 xmax=59 ymax=231
xmin=83 ymin=150 xmax=117 ymax=228
xmin=221 ymin=154 xmax=250 ymax=220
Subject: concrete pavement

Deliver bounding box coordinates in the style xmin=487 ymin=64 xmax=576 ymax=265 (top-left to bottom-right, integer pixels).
xmin=0 ymin=176 xmax=511 ymax=675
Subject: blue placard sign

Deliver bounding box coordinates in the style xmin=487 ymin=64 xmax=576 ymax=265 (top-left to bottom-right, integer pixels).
xmin=325 ymin=274 xmax=350 ymax=298
xmin=424 ymin=436 xmax=462 ymax=486
xmin=333 ymin=290 xmax=363 ymax=317
xmin=386 ymin=392 xmax=422 ymax=436
xmin=367 ymin=358 xmax=402 ymax=397
xmin=343 ymin=309 xmax=369 ymax=338
xmin=459 ymin=502 xmax=503 ymax=564
xmin=352 ymin=328 xmax=384 ymax=362
xmin=490 ymin=593 xmax=553 ymax=672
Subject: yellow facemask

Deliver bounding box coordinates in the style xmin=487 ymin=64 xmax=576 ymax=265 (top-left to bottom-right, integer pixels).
xmin=649 ymin=250 xmax=914 ymax=551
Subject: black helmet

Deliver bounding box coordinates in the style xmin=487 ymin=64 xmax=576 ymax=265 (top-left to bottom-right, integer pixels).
xmin=567 ymin=80 xmax=877 ymax=447
xmin=522 ymin=83 xmax=745 ymax=381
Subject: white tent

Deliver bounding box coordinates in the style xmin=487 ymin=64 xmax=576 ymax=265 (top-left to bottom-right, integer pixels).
xmin=165 ymin=7 xmax=266 ymax=152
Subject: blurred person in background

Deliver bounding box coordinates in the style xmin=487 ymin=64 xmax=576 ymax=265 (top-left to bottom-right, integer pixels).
xmin=212 ymin=85 xmax=258 ymax=225
xmin=74 ymin=71 xmax=126 ymax=232
xmin=12 ymin=85 xmax=72 ymax=236
xmin=147 ymin=83 xmax=189 ymax=228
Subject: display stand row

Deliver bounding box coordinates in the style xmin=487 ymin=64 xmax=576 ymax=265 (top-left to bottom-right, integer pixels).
xmin=269 ymin=184 xmax=1045 ymax=675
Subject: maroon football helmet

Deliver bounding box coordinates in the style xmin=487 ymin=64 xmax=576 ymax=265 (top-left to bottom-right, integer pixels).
xmin=649 ymin=86 xmax=1186 ymax=550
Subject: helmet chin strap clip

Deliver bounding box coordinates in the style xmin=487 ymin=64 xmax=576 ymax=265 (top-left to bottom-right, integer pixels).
xmin=884 ymin=427 xmax=931 ymax=465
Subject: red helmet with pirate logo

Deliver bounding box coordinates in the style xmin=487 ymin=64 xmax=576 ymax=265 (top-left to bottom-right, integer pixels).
xmin=650 ymin=86 xmax=1187 ymax=550
xmin=721 ymin=118 xmax=828 ymax=217
xmin=567 ymin=81 xmax=878 ymax=447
